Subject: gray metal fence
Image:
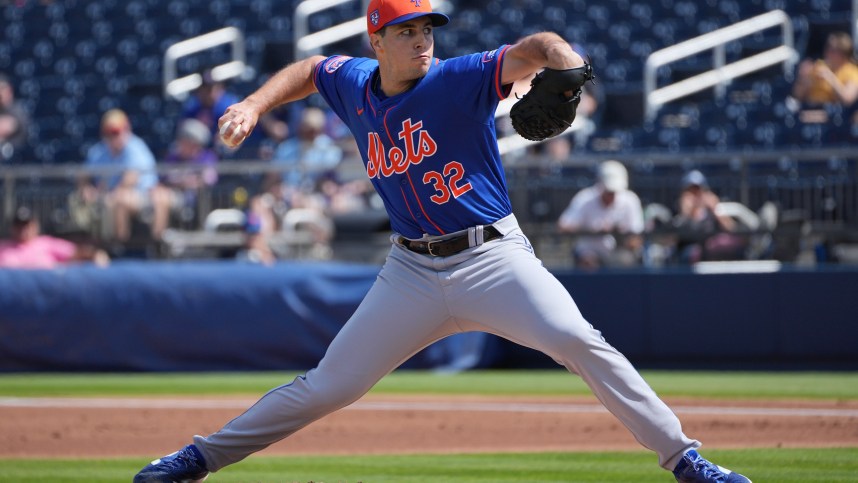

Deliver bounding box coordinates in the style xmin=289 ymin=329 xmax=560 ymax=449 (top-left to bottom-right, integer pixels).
xmin=2 ymin=147 xmax=857 ymax=265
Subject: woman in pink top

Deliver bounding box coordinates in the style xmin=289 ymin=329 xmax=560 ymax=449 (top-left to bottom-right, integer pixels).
xmin=0 ymin=207 xmax=109 ymax=269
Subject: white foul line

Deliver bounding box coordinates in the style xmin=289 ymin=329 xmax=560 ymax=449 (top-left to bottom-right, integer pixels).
xmin=0 ymin=397 xmax=856 ymax=418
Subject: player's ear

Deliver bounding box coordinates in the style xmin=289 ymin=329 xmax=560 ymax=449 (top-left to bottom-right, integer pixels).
xmin=369 ymin=29 xmax=385 ymax=53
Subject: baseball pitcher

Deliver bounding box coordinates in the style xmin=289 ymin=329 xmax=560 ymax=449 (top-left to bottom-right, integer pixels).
xmin=135 ymin=1 xmax=751 ymax=482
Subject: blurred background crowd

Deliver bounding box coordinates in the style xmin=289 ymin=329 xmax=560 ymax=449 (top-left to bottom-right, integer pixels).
xmin=1 ymin=0 xmax=857 ymax=270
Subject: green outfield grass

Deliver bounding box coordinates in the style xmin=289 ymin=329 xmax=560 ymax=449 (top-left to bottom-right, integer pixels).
xmin=1 ymin=448 xmax=857 ymax=482
xmin=1 ymin=370 xmax=857 ymax=399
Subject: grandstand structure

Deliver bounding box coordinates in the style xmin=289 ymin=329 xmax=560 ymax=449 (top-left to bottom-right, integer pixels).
xmin=1 ymin=0 xmax=857 ymax=266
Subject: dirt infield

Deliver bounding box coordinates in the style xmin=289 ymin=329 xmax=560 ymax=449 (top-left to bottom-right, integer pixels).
xmin=1 ymin=394 xmax=857 ymax=459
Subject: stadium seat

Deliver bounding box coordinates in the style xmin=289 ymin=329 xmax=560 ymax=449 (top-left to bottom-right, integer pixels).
xmin=540 ymin=6 xmax=568 ymax=32
xmin=629 ymin=2 xmax=653 ymax=25
xmin=204 ymin=209 xmax=246 ymax=233
xmin=283 ymin=208 xmax=334 ymax=240
xmin=585 ymin=4 xmax=613 ymax=30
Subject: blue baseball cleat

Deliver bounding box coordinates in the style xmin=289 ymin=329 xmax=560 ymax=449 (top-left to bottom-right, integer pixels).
xmin=673 ymin=450 xmax=752 ymax=483
xmin=133 ymin=444 xmax=209 ymax=483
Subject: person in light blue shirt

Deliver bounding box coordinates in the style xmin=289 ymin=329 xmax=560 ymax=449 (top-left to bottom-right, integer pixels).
xmin=273 ymin=106 xmax=342 ymax=191
xmin=84 ymin=109 xmax=157 ymax=241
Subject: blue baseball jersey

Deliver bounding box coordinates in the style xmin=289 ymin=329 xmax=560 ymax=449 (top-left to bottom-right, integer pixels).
xmin=313 ymin=46 xmax=513 ymax=239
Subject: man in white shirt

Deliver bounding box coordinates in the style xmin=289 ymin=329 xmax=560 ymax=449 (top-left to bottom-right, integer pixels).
xmin=557 ymin=160 xmax=644 ymax=270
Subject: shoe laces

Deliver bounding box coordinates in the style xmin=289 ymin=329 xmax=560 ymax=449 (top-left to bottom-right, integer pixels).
xmin=162 ymin=447 xmax=204 ymax=473
xmin=679 ymin=453 xmax=726 ymax=482
xmin=689 ymin=458 xmax=725 ymax=481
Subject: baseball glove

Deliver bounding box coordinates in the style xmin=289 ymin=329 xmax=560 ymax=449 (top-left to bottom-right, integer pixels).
xmin=510 ymin=63 xmax=595 ymax=141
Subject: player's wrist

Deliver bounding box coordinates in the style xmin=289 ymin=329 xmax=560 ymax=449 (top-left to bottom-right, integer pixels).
xmin=241 ymin=96 xmax=267 ymax=117
xmin=539 ymin=37 xmax=583 ymax=70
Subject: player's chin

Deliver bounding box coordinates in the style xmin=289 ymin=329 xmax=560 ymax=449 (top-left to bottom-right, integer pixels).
xmin=411 ymin=61 xmax=431 ymax=77
xmin=412 ymin=55 xmax=431 ymax=67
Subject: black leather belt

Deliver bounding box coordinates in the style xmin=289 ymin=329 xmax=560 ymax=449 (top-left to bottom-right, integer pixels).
xmin=398 ymin=225 xmax=503 ymax=257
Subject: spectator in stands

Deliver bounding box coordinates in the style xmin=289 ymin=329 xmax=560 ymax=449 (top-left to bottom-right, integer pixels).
xmin=258 ymin=106 xmax=291 ymax=145
xmin=150 ymin=118 xmax=219 ymax=240
xmin=246 ymin=170 xmax=340 ymax=261
xmin=250 ymin=171 xmax=292 ymax=235
xmin=273 ymin=106 xmax=343 ymax=191
xmin=67 ymin=173 xmax=103 ymax=239
xmin=182 ymin=69 xmax=242 ymax=151
xmin=316 ymin=174 xmax=372 ymax=216
xmin=0 ymin=73 xmax=30 ymax=163
xmin=84 ymin=109 xmax=158 ymax=242
xmin=672 ymin=170 xmax=745 ymax=264
xmin=557 ymin=160 xmax=644 ymax=270
xmin=235 ymin=209 xmax=276 ymax=266
xmin=256 ymin=105 xmax=292 ymax=161
xmin=0 ymin=206 xmax=109 ymax=269
xmin=543 ymin=133 xmax=574 ymax=176
xmin=791 ymin=31 xmax=858 ymax=107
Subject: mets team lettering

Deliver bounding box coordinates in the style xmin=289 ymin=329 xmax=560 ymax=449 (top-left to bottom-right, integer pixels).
xmin=313 ymin=49 xmax=515 ymax=237
xmin=366 ymin=119 xmax=472 ymax=205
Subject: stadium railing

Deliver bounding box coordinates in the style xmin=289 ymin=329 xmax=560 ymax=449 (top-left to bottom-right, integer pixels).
xmin=2 ymin=146 xmax=856 ymax=266
xmin=643 ymin=9 xmax=798 ymax=122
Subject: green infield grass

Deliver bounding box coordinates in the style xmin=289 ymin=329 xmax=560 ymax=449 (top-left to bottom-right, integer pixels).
xmin=0 ymin=371 xmax=856 ymax=481
xmin=1 ymin=448 xmax=856 ymax=482
xmin=0 ymin=370 xmax=857 ymax=399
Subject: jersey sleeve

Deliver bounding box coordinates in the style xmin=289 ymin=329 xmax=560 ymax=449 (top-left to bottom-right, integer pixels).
xmin=313 ymin=55 xmax=366 ymax=122
xmin=440 ymin=45 xmax=512 ymax=122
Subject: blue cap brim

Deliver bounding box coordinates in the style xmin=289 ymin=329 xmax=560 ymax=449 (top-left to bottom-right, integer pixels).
xmin=385 ymin=12 xmax=450 ymax=29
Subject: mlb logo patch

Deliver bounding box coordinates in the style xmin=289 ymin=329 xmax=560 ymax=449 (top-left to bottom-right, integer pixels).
xmin=482 ymin=49 xmax=498 ymax=63
xmin=325 ymin=55 xmax=352 ymax=73
xmin=370 ymin=9 xmax=380 ymax=26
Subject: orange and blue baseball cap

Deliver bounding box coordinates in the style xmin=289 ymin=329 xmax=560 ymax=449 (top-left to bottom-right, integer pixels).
xmin=366 ymin=0 xmax=450 ymax=35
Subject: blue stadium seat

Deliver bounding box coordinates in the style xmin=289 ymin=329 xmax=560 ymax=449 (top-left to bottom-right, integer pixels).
xmin=124 ymin=1 xmax=148 ymax=21
xmin=650 ymin=18 xmax=682 ymax=47
xmin=498 ymin=9 xmax=525 ymax=31
xmin=585 ymin=4 xmax=613 ymax=30
xmin=601 ymin=59 xmax=637 ymax=84
xmin=540 ymin=5 xmax=568 ymax=32
xmin=249 ymin=0 xmax=274 ymax=22
xmin=628 ymin=2 xmax=653 ymax=26
xmin=83 ymin=2 xmax=105 ymax=21
xmin=672 ymin=1 xmax=701 ymax=26
xmin=607 ymin=21 xmax=634 ymax=47
xmin=48 ymin=21 xmax=70 ymax=46
xmin=63 ymin=118 xmax=86 ymax=143
xmin=266 ymin=16 xmax=292 ymax=35
xmin=716 ymin=0 xmax=743 ymax=22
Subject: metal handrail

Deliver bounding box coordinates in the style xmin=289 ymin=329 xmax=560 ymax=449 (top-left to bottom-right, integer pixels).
xmin=294 ymin=0 xmax=370 ymax=59
xmin=163 ymin=27 xmax=247 ymax=101
xmin=2 ymin=147 xmax=855 ymax=180
xmin=643 ymin=9 xmax=798 ymax=122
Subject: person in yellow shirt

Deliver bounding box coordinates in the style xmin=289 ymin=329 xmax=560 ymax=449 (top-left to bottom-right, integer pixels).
xmin=792 ymin=31 xmax=858 ymax=106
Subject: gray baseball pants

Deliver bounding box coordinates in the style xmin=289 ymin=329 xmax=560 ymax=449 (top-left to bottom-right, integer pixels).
xmin=194 ymin=214 xmax=700 ymax=472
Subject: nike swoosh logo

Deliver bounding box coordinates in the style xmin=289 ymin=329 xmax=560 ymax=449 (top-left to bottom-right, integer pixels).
xmin=357 ymin=107 xmax=365 ymax=115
